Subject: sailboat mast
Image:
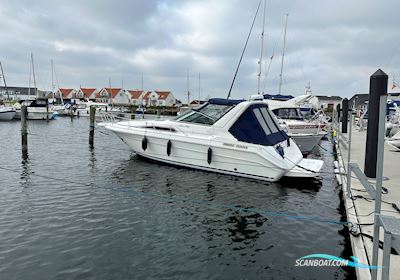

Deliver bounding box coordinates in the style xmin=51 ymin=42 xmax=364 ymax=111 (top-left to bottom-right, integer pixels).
xmin=186 ymin=69 xmax=190 ymax=105
xmin=51 ymin=59 xmax=55 ymax=98
xmin=31 ymin=53 xmax=37 ymax=97
xmin=0 ymin=61 xmax=8 ymax=100
xmin=198 ymin=73 xmax=201 ymax=105
xmin=257 ymin=0 xmax=267 ymax=94
xmin=278 ymin=13 xmax=288 ymax=94
xmin=28 ymin=54 xmax=32 ymax=100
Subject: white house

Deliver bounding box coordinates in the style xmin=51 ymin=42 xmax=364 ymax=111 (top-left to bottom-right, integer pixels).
xmin=57 ymin=88 xmax=77 ymax=99
xmin=142 ymin=91 xmax=158 ymax=107
xmin=76 ymin=88 xmax=98 ymax=101
xmin=113 ymin=90 xmax=132 ymax=105
xmin=96 ymin=88 xmax=123 ymax=103
xmin=127 ymin=90 xmax=144 ymax=106
xmin=155 ymin=91 xmax=176 ymax=107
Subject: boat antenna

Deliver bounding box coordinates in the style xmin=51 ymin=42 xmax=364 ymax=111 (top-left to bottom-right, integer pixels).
xmin=0 ymin=61 xmax=8 ymax=100
xmin=257 ymin=0 xmax=267 ymax=95
xmin=227 ymin=0 xmax=262 ymax=99
xmin=278 ymin=13 xmax=288 ymax=95
xmin=305 ymin=81 xmax=312 ymax=94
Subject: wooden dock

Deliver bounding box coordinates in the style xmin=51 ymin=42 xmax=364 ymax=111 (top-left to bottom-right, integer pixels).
xmin=335 ymin=124 xmax=400 ymax=280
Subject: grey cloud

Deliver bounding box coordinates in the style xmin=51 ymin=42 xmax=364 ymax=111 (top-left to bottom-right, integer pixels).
xmin=1 ymin=0 xmax=399 ymax=101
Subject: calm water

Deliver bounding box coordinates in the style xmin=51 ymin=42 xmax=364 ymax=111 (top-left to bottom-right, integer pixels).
xmin=0 ymin=117 xmax=355 ymax=280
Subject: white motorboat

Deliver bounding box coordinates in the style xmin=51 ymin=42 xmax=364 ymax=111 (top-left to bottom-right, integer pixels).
xmin=51 ymin=104 xmax=67 ymax=116
xmin=265 ymin=104 xmax=326 ymax=153
xmin=102 ymin=98 xmax=323 ymax=182
xmin=288 ymin=132 xmax=326 ymax=154
xmin=0 ymin=106 xmax=16 ymax=121
xmin=270 ymin=105 xmax=327 ymax=134
xmin=13 ymin=99 xmax=55 ymax=120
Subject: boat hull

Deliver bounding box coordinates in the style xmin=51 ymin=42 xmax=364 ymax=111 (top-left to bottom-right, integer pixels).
xmin=290 ymin=132 xmax=326 ymax=154
xmin=14 ymin=110 xmax=54 ymax=120
xmin=0 ymin=110 xmax=16 ymax=121
xmin=109 ymin=128 xmax=294 ymax=182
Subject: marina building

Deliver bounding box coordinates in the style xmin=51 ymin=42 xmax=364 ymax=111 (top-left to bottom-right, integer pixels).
xmin=0 ymin=86 xmax=38 ymax=100
xmin=309 ymin=95 xmax=343 ymax=110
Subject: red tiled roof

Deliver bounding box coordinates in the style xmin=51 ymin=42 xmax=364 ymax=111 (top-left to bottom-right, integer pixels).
xmin=59 ymin=88 xmax=74 ymax=98
xmin=155 ymin=91 xmax=171 ymax=100
xmin=104 ymin=88 xmax=122 ymax=98
xmin=80 ymin=88 xmax=97 ymax=98
xmin=128 ymin=90 xmax=143 ymax=99
xmin=142 ymin=91 xmax=152 ymax=101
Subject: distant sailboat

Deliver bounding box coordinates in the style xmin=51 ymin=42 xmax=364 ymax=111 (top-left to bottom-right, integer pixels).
xmin=14 ymin=53 xmax=55 ymax=120
xmin=0 ymin=61 xmax=16 ymax=121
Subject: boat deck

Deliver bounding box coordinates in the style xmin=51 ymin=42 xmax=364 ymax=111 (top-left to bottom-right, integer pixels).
xmin=336 ymin=125 xmax=400 ymax=280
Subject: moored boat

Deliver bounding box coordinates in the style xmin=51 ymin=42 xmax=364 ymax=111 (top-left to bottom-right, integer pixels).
xmin=0 ymin=106 xmax=16 ymax=121
xmin=102 ymin=98 xmax=323 ymax=182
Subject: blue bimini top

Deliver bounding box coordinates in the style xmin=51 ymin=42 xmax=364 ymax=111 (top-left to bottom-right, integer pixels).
xmin=207 ymin=98 xmax=244 ymax=106
xmin=228 ymin=103 xmax=288 ymax=146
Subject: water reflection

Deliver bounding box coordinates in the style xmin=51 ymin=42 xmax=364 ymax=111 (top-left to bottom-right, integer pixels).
xmin=20 ymin=152 xmax=30 ymax=188
xmin=226 ymin=211 xmax=267 ymax=243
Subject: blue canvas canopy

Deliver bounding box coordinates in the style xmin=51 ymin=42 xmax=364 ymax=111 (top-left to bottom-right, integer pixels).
xmin=208 ymin=98 xmax=244 ymax=106
xmin=229 ymin=104 xmax=288 ymax=146
xmin=263 ymin=94 xmax=294 ymax=101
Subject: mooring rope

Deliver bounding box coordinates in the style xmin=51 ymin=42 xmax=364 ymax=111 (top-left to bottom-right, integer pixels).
xmin=0 ymin=165 xmax=351 ymax=227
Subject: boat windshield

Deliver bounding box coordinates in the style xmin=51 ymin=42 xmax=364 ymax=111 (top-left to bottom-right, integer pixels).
xmin=174 ymin=103 xmax=233 ymax=125
xmin=272 ymin=108 xmax=304 ymax=120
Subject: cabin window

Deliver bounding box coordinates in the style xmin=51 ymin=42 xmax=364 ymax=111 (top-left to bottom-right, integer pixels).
xmin=174 ymin=103 xmax=233 ymax=125
xmin=260 ymin=107 xmax=280 ymax=133
xmin=272 ymin=108 xmax=303 ymax=120
xmin=254 ymin=109 xmax=272 ymax=135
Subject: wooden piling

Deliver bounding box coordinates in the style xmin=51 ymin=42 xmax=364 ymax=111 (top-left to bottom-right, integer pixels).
xmin=89 ymin=106 xmax=96 ymax=147
xmin=21 ymin=105 xmax=28 ymax=155
xmin=46 ymin=100 xmax=49 ymax=121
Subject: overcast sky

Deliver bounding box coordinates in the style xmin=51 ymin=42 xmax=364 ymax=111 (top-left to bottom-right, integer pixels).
xmin=0 ymin=0 xmax=399 ymax=101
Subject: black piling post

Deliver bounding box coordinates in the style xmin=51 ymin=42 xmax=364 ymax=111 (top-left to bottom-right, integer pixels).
xmin=46 ymin=99 xmax=49 ymax=121
xmin=89 ymin=106 xmax=96 ymax=148
xmin=364 ymin=69 xmax=388 ymax=178
xmin=21 ymin=105 xmax=28 ymax=157
xmin=336 ymin=104 xmax=341 ymax=123
xmin=342 ymin=98 xmax=349 ymax=133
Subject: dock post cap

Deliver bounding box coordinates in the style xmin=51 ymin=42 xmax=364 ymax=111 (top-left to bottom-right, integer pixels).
xmin=371 ymin=69 xmax=388 ymax=77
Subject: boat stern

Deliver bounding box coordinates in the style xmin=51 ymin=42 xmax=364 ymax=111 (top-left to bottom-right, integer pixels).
xmin=284 ymin=158 xmax=324 ymax=178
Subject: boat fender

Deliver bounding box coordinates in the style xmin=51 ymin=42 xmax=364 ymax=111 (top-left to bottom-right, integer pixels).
xmin=142 ymin=137 xmax=148 ymax=151
xmin=167 ymin=140 xmax=172 ymax=156
xmin=207 ymin=147 xmax=212 ymax=164
xmin=287 ymin=137 xmax=290 ymax=147
xmin=276 ymin=145 xmax=284 ymax=158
